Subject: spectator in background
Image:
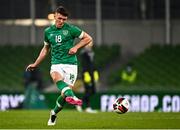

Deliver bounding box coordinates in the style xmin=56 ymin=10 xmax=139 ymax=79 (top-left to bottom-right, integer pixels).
xmin=121 ymin=63 xmax=137 ymax=84
xmin=24 ymin=68 xmax=43 ymax=91
xmin=23 ymin=68 xmax=47 ymax=109
xmin=76 ymin=44 xmax=99 ymax=113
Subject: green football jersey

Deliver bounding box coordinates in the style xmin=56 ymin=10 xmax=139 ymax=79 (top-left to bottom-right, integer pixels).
xmin=44 ymin=23 xmax=83 ymax=65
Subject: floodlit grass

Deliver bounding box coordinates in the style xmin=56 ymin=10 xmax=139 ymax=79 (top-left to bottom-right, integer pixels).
xmin=0 ymin=110 xmax=180 ymax=129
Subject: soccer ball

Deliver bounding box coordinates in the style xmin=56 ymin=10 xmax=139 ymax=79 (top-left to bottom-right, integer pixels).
xmin=113 ymin=97 xmax=130 ymax=114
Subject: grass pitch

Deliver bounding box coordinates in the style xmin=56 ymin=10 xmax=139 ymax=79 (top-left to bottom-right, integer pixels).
xmin=0 ymin=110 xmax=180 ymax=129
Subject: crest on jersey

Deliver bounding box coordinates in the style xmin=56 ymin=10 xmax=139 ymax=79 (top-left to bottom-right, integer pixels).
xmin=62 ymin=30 xmax=68 ymax=35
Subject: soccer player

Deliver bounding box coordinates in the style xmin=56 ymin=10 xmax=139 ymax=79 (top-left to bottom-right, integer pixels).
xmin=26 ymin=6 xmax=93 ymax=126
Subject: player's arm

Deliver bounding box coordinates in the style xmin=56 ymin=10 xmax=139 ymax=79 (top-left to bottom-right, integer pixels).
xmin=26 ymin=45 xmax=50 ymax=71
xmin=69 ymin=32 xmax=93 ymax=54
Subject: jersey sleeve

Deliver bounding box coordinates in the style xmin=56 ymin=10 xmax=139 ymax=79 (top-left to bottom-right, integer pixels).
xmin=44 ymin=30 xmax=50 ymax=45
xmin=70 ymin=25 xmax=84 ymax=39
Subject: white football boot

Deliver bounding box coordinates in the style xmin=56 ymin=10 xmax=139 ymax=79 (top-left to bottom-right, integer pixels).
xmin=47 ymin=110 xmax=57 ymax=126
xmin=85 ymin=107 xmax=98 ymax=113
xmin=76 ymin=105 xmax=83 ymax=112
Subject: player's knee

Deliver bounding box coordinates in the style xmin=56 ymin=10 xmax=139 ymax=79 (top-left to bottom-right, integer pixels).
xmin=52 ymin=76 xmax=60 ymax=83
xmin=51 ymin=72 xmax=63 ymax=83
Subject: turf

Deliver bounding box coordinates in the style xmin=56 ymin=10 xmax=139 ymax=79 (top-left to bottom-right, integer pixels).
xmin=0 ymin=110 xmax=180 ymax=129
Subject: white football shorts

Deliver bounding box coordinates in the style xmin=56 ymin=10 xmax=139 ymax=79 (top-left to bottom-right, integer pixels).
xmin=50 ymin=64 xmax=78 ymax=86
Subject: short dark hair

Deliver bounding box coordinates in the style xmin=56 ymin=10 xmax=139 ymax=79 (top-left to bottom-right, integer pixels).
xmin=55 ymin=6 xmax=69 ymax=17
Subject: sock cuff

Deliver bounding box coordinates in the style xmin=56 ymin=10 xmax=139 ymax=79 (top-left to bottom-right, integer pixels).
xmin=62 ymin=87 xmax=71 ymax=94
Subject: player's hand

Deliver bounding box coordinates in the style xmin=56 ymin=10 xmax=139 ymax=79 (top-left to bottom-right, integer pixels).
xmin=26 ymin=63 xmax=37 ymax=71
xmin=69 ymin=47 xmax=77 ymax=55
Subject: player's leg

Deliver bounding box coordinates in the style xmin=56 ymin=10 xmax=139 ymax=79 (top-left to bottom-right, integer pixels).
xmin=48 ymin=95 xmax=65 ymax=126
xmin=83 ymin=84 xmax=97 ymax=113
xmin=48 ymin=64 xmax=82 ymax=125
xmin=62 ymin=64 xmax=82 ymax=105
xmin=51 ymin=64 xmax=82 ymax=105
xmin=47 ymin=69 xmax=65 ymax=126
xmin=53 ymin=77 xmax=82 ymax=106
xmin=83 ymin=85 xmax=91 ymax=108
xmin=48 ymin=64 xmax=68 ymax=126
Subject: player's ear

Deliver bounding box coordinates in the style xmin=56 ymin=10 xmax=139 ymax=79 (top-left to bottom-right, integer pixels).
xmin=54 ymin=13 xmax=56 ymax=19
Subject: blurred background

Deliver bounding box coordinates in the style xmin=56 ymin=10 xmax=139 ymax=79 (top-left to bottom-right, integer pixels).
xmin=0 ymin=0 xmax=180 ymax=112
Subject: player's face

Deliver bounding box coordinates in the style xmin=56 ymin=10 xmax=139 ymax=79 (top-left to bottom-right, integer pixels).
xmin=54 ymin=12 xmax=67 ymax=28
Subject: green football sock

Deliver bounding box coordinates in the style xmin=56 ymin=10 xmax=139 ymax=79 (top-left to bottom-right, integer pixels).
xmin=64 ymin=89 xmax=75 ymax=97
xmin=56 ymin=80 xmax=68 ymax=91
xmin=53 ymin=95 xmax=66 ymax=114
xmin=56 ymin=80 xmax=75 ymax=97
